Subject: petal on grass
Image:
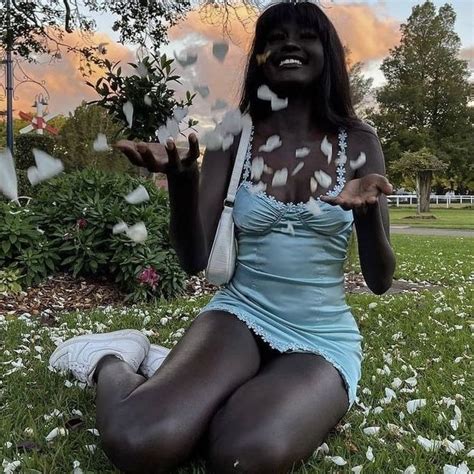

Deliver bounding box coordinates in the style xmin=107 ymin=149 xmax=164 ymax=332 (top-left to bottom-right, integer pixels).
xmin=325 ymin=456 xmax=347 ymax=466
xmin=407 ymin=399 xmax=426 ymax=414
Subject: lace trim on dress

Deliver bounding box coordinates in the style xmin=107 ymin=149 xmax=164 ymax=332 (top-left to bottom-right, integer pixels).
xmin=240 ymin=127 xmax=348 ymax=210
xmin=200 ymin=303 xmax=355 ymax=407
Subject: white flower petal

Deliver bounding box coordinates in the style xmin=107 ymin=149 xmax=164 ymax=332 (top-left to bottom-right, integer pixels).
xmin=0 ymin=148 xmax=18 ymax=201
xmin=350 ymin=151 xmax=367 ymax=170
xmin=144 ymin=94 xmax=152 ymax=106
xmin=314 ymin=169 xmax=332 ymax=189
xmin=271 ymin=97 xmax=288 ymax=111
xmin=220 ymin=109 xmax=244 ymax=136
xmin=222 ymin=134 xmax=234 ymax=151
xmin=251 ymin=157 xmax=265 ymax=181
xmin=403 ymin=465 xmax=416 ymax=474
xmin=295 ymin=147 xmax=310 ymax=158
xmin=416 ymin=435 xmax=441 ymax=452
xmin=211 ymin=98 xmax=228 ymax=111
xmin=291 ymin=162 xmax=305 ymax=176
xmin=407 ymin=399 xmax=426 ymax=414
xmin=45 ymin=427 xmax=67 ymax=442
xmin=30 ymin=149 xmax=64 ymax=184
xmin=248 ymin=181 xmax=267 ymax=194
xmin=315 ymin=442 xmax=329 ymax=454
xmin=363 ymin=426 xmax=380 ymax=436
xmin=259 ymin=135 xmax=282 ymax=153
xmin=325 ymin=456 xmax=347 ymax=466
xmin=124 ymin=185 xmax=150 ymax=205
xmin=443 ymin=463 xmax=470 ymax=474
xmin=173 ymin=106 xmax=188 ymax=122
xmin=257 ymin=84 xmax=275 ymax=101
xmin=212 ymin=41 xmax=229 ymax=62
xmin=174 ymin=50 xmax=198 ymax=68
xmin=271 ymin=168 xmax=288 ymax=187
xmin=306 ymin=197 xmax=322 ymax=216
xmin=310 ymin=177 xmax=318 ymax=194
xmin=122 ymin=101 xmax=134 ymax=128
xmin=194 ymin=84 xmax=210 ymax=98
xmin=93 ymin=133 xmax=110 ymax=152
xmin=113 ymin=221 xmax=129 ymax=235
xmin=126 ymin=222 xmax=148 ymax=243
xmin=202 ymin=129 xmax=224 ymax=151
xmin=366 ymin=446 xmax=374 ymax=461
xmin=352 ymin=466 xmax=363 ymax=474
xmin=320 ymin=136 xmax=332 ymax=164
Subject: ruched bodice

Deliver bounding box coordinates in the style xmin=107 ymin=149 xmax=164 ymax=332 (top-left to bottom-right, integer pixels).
xmin=198 ymin=125 xmax=363 ymax=408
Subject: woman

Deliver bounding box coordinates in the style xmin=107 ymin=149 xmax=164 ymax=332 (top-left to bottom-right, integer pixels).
xmin=50 ymin=2 xmax=395 ymax=472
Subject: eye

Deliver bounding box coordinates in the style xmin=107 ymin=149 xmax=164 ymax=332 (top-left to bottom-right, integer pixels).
xmin=301 ymin=30 xmax=318 ymax=39
xmin=268 ymin=32 xmax=285 ymax=42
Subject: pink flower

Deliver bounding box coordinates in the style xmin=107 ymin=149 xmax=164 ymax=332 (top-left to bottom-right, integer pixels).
xmin=138 ymin=266 xmax=160 ymax=290
xmin=77 ymin=218 xmax=88 ymax=229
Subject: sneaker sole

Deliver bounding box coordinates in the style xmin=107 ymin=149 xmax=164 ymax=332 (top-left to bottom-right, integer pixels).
xmin=49 ymin=329 xmax=149 ymax=368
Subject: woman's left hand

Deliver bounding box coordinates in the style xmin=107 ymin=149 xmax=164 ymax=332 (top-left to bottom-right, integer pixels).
xmin=320 ymin=173 xmax=393 ymax=211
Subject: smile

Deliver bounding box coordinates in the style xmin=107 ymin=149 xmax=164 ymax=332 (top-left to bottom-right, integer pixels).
xmin=278 ymin=58 xmax=303 ymax=67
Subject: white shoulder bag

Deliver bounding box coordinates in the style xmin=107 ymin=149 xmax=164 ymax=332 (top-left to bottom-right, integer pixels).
xmin=205 ymin=113 xmax=253 ymax=285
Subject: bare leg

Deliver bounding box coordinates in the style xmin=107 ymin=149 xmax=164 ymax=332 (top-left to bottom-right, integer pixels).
xmin=93 ymin=311 xmax=262 ymax=473
xmin=205 ymin=352 xmax=349 ymax=474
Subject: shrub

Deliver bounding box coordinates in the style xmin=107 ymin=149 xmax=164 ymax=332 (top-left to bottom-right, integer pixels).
xmin=15 ymin=134 xmax=58 ymax=170
xmin=0 ymin=267 xmax=22 ymax=295
xmin=0 ymin=202 xmax=60 ymax=286
xmin=31 ymin=168 xmax=187 ymax=302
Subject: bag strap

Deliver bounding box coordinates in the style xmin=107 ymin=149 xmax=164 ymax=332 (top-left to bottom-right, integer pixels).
xmin=223 ymin=113 xmax=253 ymax=207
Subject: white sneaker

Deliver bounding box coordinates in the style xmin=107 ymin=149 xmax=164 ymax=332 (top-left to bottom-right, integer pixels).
xmin=139 ymin=344 xmax=171 ymax=378
xmin=49 ymin=329 xmax=150 ymax=386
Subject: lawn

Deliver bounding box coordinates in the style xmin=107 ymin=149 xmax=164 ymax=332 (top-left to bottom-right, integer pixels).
xmin=1 ymin=235 xmax=472 ymax=473
xmin=389 ymin=208 xmax=474 ymax=230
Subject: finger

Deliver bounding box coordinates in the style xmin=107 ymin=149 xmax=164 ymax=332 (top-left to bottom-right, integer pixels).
xmin=136 ymin=142 xmax=160 ymax=172
xmin=186 ymin=133 xmax=200 ymax=163
xmin=165 ymin=137 xmax=181 ymax=172
xmin=376 ymin=176 xmax=393 ymax=195
xmin=114 ymin=140 xmax=145 ymax=167
xmin=367 ymin=195 xmax=378 ymax=205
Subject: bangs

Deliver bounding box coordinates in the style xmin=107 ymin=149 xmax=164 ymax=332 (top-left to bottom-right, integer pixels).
xmin=256 ymin=2 xmax=328 ymax=47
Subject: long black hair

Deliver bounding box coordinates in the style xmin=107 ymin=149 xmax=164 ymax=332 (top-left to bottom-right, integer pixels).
xmin=238 ymin=1 xmax=361 ymax=133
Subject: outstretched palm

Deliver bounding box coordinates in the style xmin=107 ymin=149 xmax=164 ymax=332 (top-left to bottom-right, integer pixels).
xmin=320 ymin=174 xmax=393 ymax=211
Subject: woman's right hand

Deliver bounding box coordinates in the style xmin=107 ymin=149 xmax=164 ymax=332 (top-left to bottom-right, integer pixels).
xmin=114 ymin=133 xmax=200 ymax=176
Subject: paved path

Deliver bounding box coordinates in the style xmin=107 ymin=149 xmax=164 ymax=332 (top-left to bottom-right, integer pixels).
xmin=390 ymin=226 xmax=474 ymax=237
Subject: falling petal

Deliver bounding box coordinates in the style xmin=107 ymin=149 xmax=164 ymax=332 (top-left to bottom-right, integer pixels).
xmin=251 ymin=157 xmax=265 ymax=181
xmin=125 ymin=185 xmax=150 ymax=205
xmin=93 ymin=133 xmax=110 ymax=152
xmin=325 ymin=456 xmax=347 ymax=466
xmin=295 ymin=147 xmax=310 ymax=158
xmin=350 ymin=152 xmax=367 ymax=170
xmin=165 ymin=118 xmax=180 ymax=139
xmin=211 ymin=98 xmax=228 ymax=111
xmin=291 ymin=162 xmax=304 ymax=176
xmin=155 ymin=126 xmax=170 ymax=144
xmin=257 ymin=84 xmax=275 ymax=101
xmin=259 ymin=135 xmax=282 ymax=153
xmin=135 ymin=61 xmax=148 ymax=78
xmin=221 ymin=109 xmax=244 ymax=136
xmin=194 ymin=84 xmax=210 ymax=98
xmin=263 ymin=164 xmax=273 ymax=174
xmin=212 ymin=41 xmax=229 ymax=62
xmin=126 ymin=222 xmax=148 ymax=243
xmin=249 ymin=181 xmax=267 ymax=194
xmin=321 ymin=136 xmax=332 ymax=164
xmin=174 ymin=50 xmax=198 ymax=68
xmin=222 ymin=134 xmax=234 ymax=151
xmin=306 ymin=197 xmax=322 ymax=216
xmin=28 ymin=149 xmax=64 ymax=185
xmin=366 ymin=446 xmax=374 ymax=461
xmin=202 ymin=129 xmax=224 ymax=151
xmin=310 ymin=177 xmax=318 ymax=194
xmin=0 ymin=148 xmax=18 ymax=202
xmin=271 ymin=168 xmax=288 ymax=187
xmin=314 ymin=170 xmax=332 ymax=189
xmin=144 ymin=94 xmax=152 ymax=106
xmin=173 ymin=106 xmax=188 ymax=122
xmin=271 ymin=97 xmax=288 ymax=111
xmin=122 ymin=101 xmax=134 ymax=128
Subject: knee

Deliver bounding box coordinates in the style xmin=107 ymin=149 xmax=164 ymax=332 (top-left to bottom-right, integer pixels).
xmin=207 ymin=434 xmax=295 ymax=474
xmin=100 ymin=417 xmax=192 ymax=473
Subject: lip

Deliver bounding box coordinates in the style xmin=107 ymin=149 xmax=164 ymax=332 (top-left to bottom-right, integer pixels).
xmin=276 ymin=55 xmax=306 ymax=67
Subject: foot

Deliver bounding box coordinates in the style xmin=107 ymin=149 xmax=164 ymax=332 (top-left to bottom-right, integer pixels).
xmin=139 ymin=344 xmax=171 ymax=378
xmin=49 ymin=329 xmax=150 ymax=386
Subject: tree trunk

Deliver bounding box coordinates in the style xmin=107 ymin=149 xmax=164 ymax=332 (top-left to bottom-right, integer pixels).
xmin=416 ymin=170 xmax=432 ymax=213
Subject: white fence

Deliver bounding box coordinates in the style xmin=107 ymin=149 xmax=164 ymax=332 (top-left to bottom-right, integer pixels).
xmin=388 ymin=195 xmax=474 ymax=208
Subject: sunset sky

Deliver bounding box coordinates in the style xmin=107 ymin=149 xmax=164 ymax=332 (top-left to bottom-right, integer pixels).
xmin=3 ymin=0 xmax=473 ymax=136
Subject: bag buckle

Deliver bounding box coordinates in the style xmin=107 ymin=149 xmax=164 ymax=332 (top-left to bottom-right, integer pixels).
xmin=223 ymin=198 xmax=234 ymax=208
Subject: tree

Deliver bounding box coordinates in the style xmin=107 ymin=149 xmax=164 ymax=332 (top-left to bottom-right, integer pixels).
xmin=368 ymin=1 xmax=472 ymax=186
xmin=0 ymin=1 xmax=190 ymax=72
xmin=391 ymin=147 xmax=447 ymax=213
xmin=345 ymin=47 xmax=374 ymax=117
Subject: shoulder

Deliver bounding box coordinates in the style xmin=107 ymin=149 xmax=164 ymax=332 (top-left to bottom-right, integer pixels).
xmin=346 ymin=119 xmax=380 ymax=144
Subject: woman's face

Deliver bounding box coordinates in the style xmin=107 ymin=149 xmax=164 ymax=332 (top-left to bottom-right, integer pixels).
xmin=260 ymin=19 xmax=324 ymax=92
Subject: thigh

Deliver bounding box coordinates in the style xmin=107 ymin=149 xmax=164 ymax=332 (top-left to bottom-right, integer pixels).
xmin=205 ymin=353 xmax=349 ymax=474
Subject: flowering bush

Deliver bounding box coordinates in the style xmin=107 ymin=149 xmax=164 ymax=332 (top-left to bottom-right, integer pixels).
xmin=20 ymin=168 xmax=188 ymax=301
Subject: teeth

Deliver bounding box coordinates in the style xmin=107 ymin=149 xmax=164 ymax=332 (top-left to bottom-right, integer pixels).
xmin=279 ymin=58 xmax=302 ymax=66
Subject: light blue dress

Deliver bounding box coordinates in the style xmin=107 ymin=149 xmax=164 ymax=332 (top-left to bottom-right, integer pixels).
xmin=198 ymin=127 xmax=363 ymax=408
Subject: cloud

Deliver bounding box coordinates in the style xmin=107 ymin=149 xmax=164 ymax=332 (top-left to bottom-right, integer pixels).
xmin=460 ymin=46 xmax=474 ymax=77
xmin=1 ymin=31 xmax=135 ymax=119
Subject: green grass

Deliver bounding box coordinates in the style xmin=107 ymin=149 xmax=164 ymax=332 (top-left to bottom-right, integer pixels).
xmin=389 ymin=208 xmax=474 ymax=230
xmin=1 ymin=236 xmax=473 ymax=473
